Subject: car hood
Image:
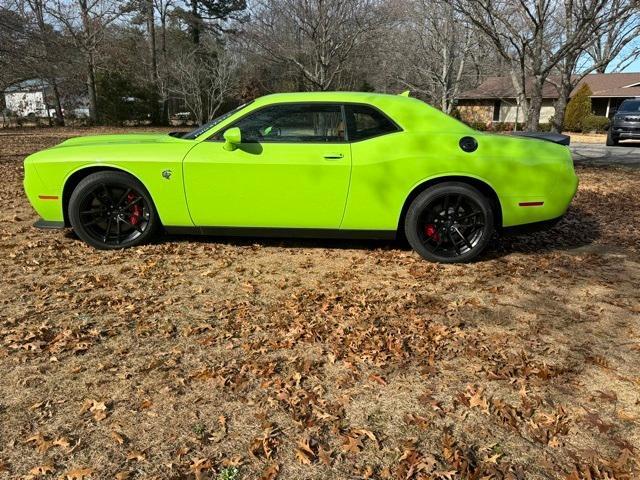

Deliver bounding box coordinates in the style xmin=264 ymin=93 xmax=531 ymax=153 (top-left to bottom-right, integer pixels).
xmin=56 ymin=133 xmax=188 ymax=148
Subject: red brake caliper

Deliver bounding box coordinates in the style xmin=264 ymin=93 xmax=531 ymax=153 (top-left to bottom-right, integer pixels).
xmin=424 ymin=224 xmax=440 ymax=242
xmin=127 ymin=193 xmax=142 ymax=226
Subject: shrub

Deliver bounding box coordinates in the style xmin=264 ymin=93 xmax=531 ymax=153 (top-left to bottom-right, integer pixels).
xmin=493 ymin=122 xmax=527 ymax=132
xmin=581 ymin=115 xmax=610 ymax=133
xmin=466 ymin=121 xmax=488 ymax=131
xmin=450 ymin=108 xmax=462 ymax=120
xmin=564 ymin=83 xmax=592 ymax=132
xmin=96 ymin=71 xmax=155 ymax=125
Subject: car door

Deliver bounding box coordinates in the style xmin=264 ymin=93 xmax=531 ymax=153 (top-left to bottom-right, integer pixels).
xmin=183 ymin=103 xmax=351 ymax=229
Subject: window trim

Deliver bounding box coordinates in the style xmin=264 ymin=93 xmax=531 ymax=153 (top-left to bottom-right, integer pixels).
xmin=206 ymin=101 xmax=402 ymax=145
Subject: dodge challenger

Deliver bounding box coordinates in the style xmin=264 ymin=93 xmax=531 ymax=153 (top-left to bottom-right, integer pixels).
xmin=23 ymin=91 xmax=578 ymax=262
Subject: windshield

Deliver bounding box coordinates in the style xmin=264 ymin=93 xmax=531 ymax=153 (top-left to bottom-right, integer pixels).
xmin=182 ymin=101 xmax=254 ymax=140
xmin=618 ymin=100 xmax=640 ymax=113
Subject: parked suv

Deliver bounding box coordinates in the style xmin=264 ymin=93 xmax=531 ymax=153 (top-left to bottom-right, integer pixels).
xmin=608 ymin=98 xmax=640 ymax=146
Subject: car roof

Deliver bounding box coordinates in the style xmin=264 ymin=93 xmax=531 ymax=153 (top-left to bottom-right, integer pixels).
xmin=250 ymin=91 xmax=470 ymax=133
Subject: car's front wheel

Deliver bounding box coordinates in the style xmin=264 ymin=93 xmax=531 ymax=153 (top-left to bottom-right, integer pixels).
xmin=404 ymin=183 xmax=494 ymax=263
xmin=606 ymin=130 xmax=619 ymax=146
xmin=68 ymin=171 xmax=159 ymax=249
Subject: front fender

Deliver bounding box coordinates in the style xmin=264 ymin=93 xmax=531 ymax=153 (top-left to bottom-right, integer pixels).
xmin=24 ymin=143 xmax=195 ymax=227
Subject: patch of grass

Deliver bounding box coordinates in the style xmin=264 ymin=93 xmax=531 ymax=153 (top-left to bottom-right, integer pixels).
xmin=217 ymin=467 xmax=239 ymax=480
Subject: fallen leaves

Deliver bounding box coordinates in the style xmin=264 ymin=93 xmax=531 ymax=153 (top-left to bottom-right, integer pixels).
xmin=29 ymin=464 xmax=54 ymax=476
xmin=80 ymin=399 xmax=109 ymax=422
xmin=460 ymin=385 xmax=490 ymax=413
xmin=1 ymin=137 xmax=640 ymax=480
xmin=249 ymin=424 xmax=280 ymax=460
xmin=110 ymin=430 xmax=126 ymax=445
xmin=189 ymin=458 xmax=212 ymax=480
xmin=63 ymin=467 xmax=93 ymax=479
xmin=126 ymin=450 xmax=147 ymax=462
xmin=260 ymin=463 xmax=279 ymax=480
xmin=24 ymin=433 xmax=75 ymax=454
xmin=294 ymin=436 xmax=317 ymax=464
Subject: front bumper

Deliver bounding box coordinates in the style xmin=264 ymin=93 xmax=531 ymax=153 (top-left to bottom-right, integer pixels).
xmin=611 ymin=123 xmax=640 ymax=139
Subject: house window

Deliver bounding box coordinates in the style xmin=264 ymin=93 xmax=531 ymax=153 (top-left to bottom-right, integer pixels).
xmin=492 ymin=100 xmax=501 ymax=122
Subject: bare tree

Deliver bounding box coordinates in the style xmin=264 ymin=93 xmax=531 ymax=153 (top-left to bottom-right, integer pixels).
xmin=168 ymin=41 xmax=238 ymax=123
xmin=390 ymin=0 xmax=476 ymax=113
xmin=450 ymin=0 xmax=615 ymax=131
xmin=46 ymin=0 xmax=129 ymax=123
xmin=587 ymin=1 xmax=640 ymax=73
xmin=549 ymin=0 xmax=640 ymax=132
xmin=245 ymin=0 xmax=389 ymax=91
xmin=24 ymin=0 xmax=66 ymax=124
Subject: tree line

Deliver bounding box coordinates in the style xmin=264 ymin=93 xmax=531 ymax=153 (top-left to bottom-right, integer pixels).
xmin=1 ymin=0 xmax=639 ymax=132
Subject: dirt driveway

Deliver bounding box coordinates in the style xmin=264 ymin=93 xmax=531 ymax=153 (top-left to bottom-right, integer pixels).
xmin=1 ymin=128 xmax=639 ymax=480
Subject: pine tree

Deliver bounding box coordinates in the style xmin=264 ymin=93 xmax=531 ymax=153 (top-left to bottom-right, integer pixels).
xmin=563 ymin=83 xmax=592 ymax=132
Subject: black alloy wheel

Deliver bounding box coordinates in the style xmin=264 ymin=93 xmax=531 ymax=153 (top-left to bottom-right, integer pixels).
xmin=69 ymin=171 xmax=159 ymax=249
xmin=405 ymin=182 xmax=494 ymax=263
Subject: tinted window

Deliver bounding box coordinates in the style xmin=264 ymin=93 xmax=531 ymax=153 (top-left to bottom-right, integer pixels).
xmin=346 ymin=105 xmax=399 ymax=141
xmin=619 ymin=100 xmax=640 ymax=113
xmin=219 ymin=104 xmax=345 ymax=143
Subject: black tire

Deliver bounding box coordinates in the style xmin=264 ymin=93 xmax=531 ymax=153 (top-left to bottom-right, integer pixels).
xmin=606 ymin=130 xmax=619 ymax=146
xmin=404 ymin=182 xmax=494 ymax=263
xmin=68 ymin=171 xmax=159 ymax=250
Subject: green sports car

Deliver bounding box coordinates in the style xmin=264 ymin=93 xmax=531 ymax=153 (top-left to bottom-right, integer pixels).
xmin=24 ymin=91 xmax=578 ymax=262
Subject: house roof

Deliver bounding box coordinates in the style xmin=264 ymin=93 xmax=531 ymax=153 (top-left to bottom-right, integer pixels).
xmin=4 ymin=78 xmax=49 ymax=93
xmin=459 ymin=72 xmax=640 ymax=100
xmin=459 ymin=76 xmax=559 ymax=99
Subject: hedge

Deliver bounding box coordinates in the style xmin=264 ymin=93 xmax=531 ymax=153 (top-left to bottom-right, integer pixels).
xmin=581 ymin=115 xmax=610 ymax=133
xmin=465 ymin=121 xmax=552 ymax=132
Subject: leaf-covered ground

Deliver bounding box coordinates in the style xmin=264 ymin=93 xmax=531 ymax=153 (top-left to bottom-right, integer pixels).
xmin=1 ymin=128 xmax=639 ymax=480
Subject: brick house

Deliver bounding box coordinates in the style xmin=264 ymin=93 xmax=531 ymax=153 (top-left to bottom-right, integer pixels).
xmin=456 ymin=72 xmax=640 ymax=124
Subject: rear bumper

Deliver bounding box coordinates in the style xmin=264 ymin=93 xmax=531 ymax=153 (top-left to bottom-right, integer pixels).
xmin=500 ymin=215 xmax=563 ymax=235
xmin=34 ymin=219 xmax=65 ymax=230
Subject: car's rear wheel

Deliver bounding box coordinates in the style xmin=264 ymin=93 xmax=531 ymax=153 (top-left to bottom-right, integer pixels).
xmin=68 ymin=171 xmax=159 ymax=249
xmin=606 ymin=130 xmax=619 ymax=146
xmin=405 ymin=183 xmax=494 ymax=263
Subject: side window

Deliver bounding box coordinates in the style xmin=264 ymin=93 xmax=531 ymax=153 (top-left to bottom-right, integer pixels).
xmin=346 ymin=105 xmax=399 ymax=141
xmin=216 ymin=104 xmax=346 ymax=143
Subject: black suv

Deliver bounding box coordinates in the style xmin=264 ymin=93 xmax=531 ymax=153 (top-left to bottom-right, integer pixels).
xmin=608 ymin=99 xmax=640 ymax=146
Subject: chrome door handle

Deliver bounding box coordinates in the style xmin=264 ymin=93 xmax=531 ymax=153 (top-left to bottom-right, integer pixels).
xmin=323 ymin=153 xmax=344 ymax=160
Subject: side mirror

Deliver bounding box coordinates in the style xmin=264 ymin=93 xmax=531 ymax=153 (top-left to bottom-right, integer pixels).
xmin=223 ymin=127 xmax=241 ymax=151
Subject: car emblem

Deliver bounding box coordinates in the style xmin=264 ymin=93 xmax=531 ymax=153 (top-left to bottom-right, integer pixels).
xmin=162 ymin=169 xmax=172 ymax=180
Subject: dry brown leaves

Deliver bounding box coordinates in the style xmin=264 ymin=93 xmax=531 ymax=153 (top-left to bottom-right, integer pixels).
xmin=0 ymin=130 xmax=639 ymax=479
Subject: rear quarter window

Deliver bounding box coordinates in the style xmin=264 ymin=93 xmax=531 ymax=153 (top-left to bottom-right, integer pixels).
xmin=345 ymin=105 xmax=400 ymax=141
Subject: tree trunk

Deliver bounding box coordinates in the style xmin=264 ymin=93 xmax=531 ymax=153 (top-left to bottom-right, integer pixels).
xmin=50 ymin=78 xmax=65 ymax=126
xmin=159 ymin=6 xmax=169 ymax=125
xmin=31 ymin=0 xmax=64 ymax=126
xmin=146 ymin=0 xmax=160 ymax=124
xmin=509 ymin=70 xmax=529 ymax=124
xmin=551 ymin=77 xmax=573 ymax=134
xmin=86 ymin=55 xmax=98 ymax=124
xmin=191 ymin=0 xmax=200 ymax=45
xmin=525 ymin=76 xmax=545 ymax=132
